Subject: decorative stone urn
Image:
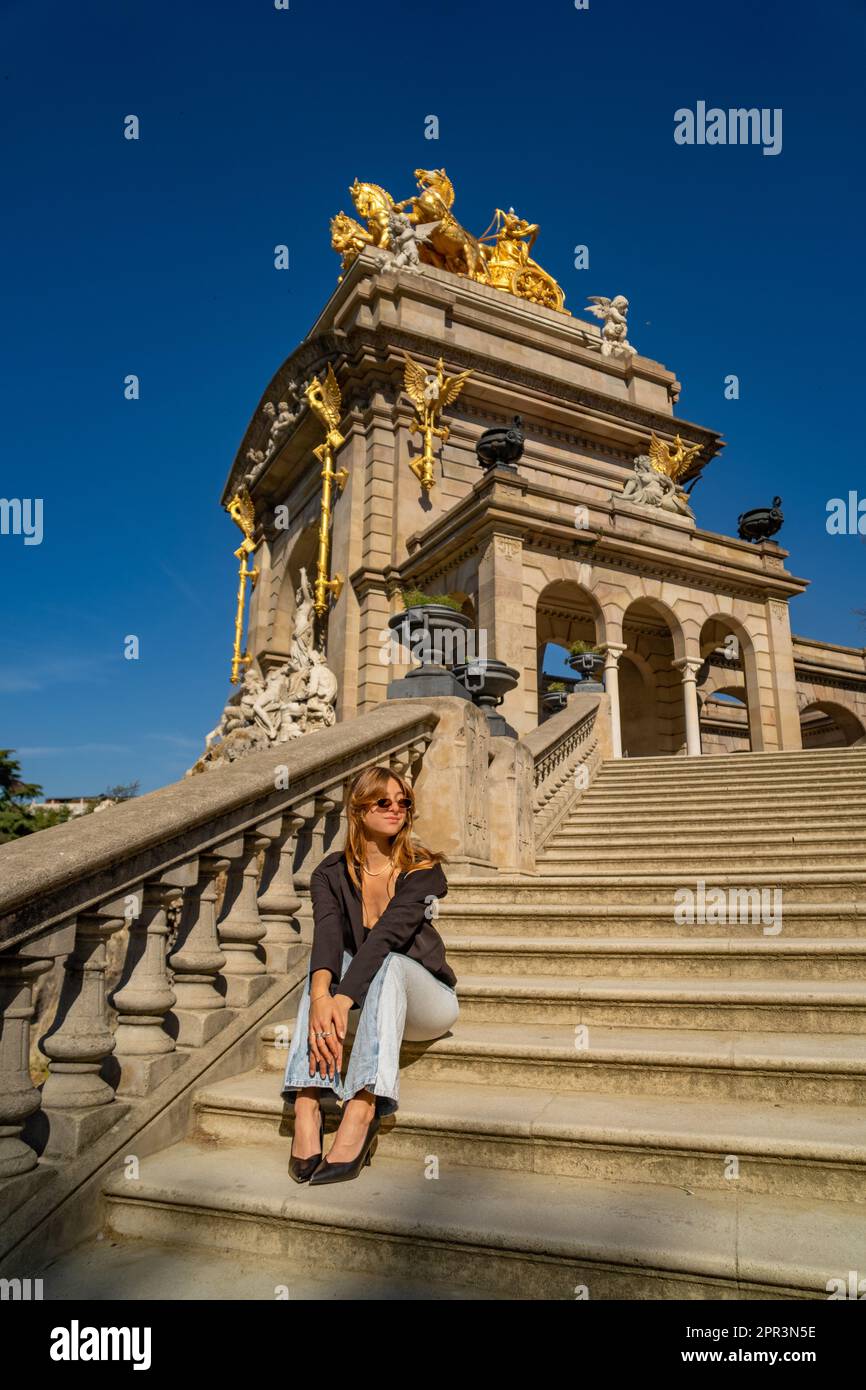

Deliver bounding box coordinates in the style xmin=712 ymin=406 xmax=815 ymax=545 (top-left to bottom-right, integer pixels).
xmin=566 ymin=651 xmax=606 ymax=689
xmin=542 ymin=690 xmax=569 ymax=715
xmin=475 ymin=415 xmax=525 ymax=472
xmin=452 ymin=658 xmax=520 ymax=737
xmin=386 ymin=605 xmax=475 ymax=700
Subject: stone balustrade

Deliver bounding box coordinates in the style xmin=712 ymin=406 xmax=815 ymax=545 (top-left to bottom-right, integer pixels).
xmin=524 ymin=691 xmax=612 ymax=848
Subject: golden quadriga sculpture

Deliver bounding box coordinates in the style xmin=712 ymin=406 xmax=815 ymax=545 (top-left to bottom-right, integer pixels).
xmin=331 ymin=168 xmax=568 ymax=315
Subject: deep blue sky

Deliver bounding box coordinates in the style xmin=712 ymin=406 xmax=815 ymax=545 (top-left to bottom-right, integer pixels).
xmin=3 ymin=0 xmax=864 ymax=795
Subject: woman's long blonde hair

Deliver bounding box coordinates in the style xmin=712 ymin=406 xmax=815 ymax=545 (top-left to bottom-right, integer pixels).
xmin=342 ymin=765 xmax=448 ymax=892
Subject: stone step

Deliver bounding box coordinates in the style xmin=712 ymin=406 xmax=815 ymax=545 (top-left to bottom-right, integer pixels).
xmin=447 ymin=874 xmax=866 ymax=907
xmin=546 ymin=831 xmax=866 ymax=853
xmin=441 ymin=936 xmax=866 ymax=980
xmin=572 ymin=792 xmax=866 ymax=812
xmin=598 ymin=750 xmax=866 ymax=769
xmin=599 ymin=750 xmax=866 ymax=769
xmin=592 ymin=761 xmax=866 ymax=780
xmin=564 ymin=811 xmax=866 ymax=833
xmin=438 ymin=903 xmax=866 ymax=938
xmin=536 ymin=848 xmax=866 ymax=872
xmin=192 ymin=1070 xmax=866 ymax=1205
xmin=100 ymin=1132 xmax=866 ymax=1298
xmin=581 ymin=777 xmax=866 ymax=801
xmin=258 ymin=1017 xmax=866 ymax=1104
xmin=448 ymin=972 xmax=866 ymax=1032
xmin=30 ymin=1229 xmax=495 ymax=1300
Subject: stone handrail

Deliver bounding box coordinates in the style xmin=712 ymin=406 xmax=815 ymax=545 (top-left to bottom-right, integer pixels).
xmin=523 ymin=691 xmax=612 ymax=849
xmin=0 ymin=701 xmax=440 ymax=1220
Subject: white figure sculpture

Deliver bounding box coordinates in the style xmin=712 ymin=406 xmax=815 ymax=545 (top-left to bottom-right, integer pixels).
xmin=618 ymin=454 xmax=694 ymax=518
xmin=189 ymin=568 xmax=339 ymax=774
xmin=585 ymin=294 xmax=636 ymax=361
xmin=377 ymin=209 xmax=439 ymax=272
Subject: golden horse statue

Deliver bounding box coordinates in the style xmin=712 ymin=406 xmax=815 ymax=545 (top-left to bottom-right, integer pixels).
xmin=330 ymin=168 xmax=567 ymax=313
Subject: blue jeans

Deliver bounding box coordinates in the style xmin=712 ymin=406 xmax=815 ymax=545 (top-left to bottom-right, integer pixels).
xmin=281 ymin=947 xmax=459 ymax=1118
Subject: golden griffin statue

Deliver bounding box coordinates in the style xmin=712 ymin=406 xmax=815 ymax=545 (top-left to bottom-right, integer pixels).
xmin=647 ymin=432 xmax=703 ymax=482
xmin=331 ymin=169 xmax=568 ymax=314
xmin=304 ymin=363 xmax=348 ymax=618
xmin=403 ymin=354 xmax=472 ymax=492
xmin=226 ymin=484 xmax=259 ymax=684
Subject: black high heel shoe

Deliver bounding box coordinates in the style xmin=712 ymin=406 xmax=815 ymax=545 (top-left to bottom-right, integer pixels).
xmin=308 ymin=1110 xmax=380 ymax=1185
xmin=288 ymin=1103 xmax=325 ymax=1183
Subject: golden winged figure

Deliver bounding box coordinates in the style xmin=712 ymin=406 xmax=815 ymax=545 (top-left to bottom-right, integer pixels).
xmin=403 ymin=355 xmax=472 ymax=491
xmin=647 ymin=432 xmax=702 ymax=482
xmin=227 ymin=484 xmax=256 ymax=555
xmin=304 ymin=363 xmax=345 ymax=454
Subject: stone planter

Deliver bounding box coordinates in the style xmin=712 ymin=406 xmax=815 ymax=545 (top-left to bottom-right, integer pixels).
xmin=542 ymin=691 xmax=569 ymax=719
xmin=566 ymin=651 xmax=605 ymax=687
xmin=386 ymin=605 xmax=475 ymax=700
xmin=452 ymin=658 xmax=520 ymax=737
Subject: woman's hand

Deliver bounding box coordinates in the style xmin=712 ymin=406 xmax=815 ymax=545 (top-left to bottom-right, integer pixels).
xmin=308 ymin=991 xmax=352 ymax=1080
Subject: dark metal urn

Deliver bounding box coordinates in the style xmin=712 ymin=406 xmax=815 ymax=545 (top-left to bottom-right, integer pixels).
xmin=738 ymin=496 xmax=784 ymax=543
xmin=475 ymin=415 xmax=525 ymax=472
xmin=452 ymin=658 xmax=520 ymax=737
xmin=386 ymin=605 xmax=475 ymax=700
xmin=566 ymin=651 xmax=606 ymax=689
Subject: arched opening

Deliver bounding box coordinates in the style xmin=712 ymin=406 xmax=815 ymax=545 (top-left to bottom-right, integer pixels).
xmin=799 ymin=700 xmax=866 ymax=748
xmin=536 ymin=580 xmax=603 ymax=721
xmin=697 ymin=615 xmax=762 ymax=752
xmin=620 ymin=599 xmax=685 ymax=756
xmin=700 ymin=686 xmax=750 ymax=754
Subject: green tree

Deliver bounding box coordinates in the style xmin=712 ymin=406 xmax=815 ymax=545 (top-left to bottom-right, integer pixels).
xmin=0 ymin=749 xmax=71 ymax=843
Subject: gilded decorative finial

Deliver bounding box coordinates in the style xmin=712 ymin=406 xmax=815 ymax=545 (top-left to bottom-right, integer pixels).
xmin=304 ymin=363 xmax=348 ymax=618
xmin=226 ymin=483 xmax=259 ymax=684
xmin=403 ymin=354 xmax=472 ymax=492
xmin=647 ymin=432 xmax=702 ymax=482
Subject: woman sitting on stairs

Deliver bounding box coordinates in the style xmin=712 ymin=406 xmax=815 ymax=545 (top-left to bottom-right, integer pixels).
xmin=281 ymin=765 xmax=460 ymax=1185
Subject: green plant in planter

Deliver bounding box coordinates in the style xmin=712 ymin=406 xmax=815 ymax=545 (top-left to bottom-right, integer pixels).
xmin=400 ymin=588 xmax=465 ymax=613
xmin=546 ymin=680 xmax=567 ymax=693
xmin=568 ymin=638 xmax=602 ymax=656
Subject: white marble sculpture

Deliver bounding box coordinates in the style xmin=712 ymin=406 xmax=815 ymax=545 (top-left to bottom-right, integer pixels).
xmin=188 ymin=566 xmax=338 ymax=774
xmin=377 ymin=209 xmax=439 ymax=272
xmin=618 ymin=454 xmax=694 ymax=518
xmin=244 ymin=380 xmax=304 ymax=482
xmin=585 ymin=294 xmax=636 ymax=361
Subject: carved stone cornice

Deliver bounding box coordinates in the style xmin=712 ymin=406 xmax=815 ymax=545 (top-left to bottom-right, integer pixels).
xmin=222 ymin=311 xmax=725 ymax=505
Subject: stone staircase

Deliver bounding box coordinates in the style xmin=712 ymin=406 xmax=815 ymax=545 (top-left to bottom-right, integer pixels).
xmin=39 ymin=748 xmax=866 ymax=1299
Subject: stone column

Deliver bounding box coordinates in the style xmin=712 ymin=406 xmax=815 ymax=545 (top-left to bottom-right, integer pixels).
xmin=111 ymin=864 xmax=197 ymax=1096
xmin=257 ymin=812 xmax=305 ymax=974
xmin=169 ymin=846 xmax=239 ymax=1047
xmin=674 ymin=657 xmax=703 ymax=756
xmin=0 ymin=951 xmax=55 ymax=1179
xmin=217 ymin=829 xmax=273 ymax=1007
xmin=40 ymin=899 xmax=134 ymax=1158
xmin=601 ymin=642 xmax=627 ymax=758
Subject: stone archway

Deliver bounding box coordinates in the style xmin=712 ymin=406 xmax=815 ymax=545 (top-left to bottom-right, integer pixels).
xmin=620 ymin=598 xmax=687 ymax=756
xmin=799 ymin=700 xmax=866 ymax=748
xmin=697 ymin=613 xmax=763 ymax=752
xmin=536 ymin=579 xmax=605 ymax=721
xmin=700 ymin=685 xmax=750 ymax=753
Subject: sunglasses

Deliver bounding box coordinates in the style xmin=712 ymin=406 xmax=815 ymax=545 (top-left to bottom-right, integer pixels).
xmin=370 ymin=797 xmax=412 ymax=811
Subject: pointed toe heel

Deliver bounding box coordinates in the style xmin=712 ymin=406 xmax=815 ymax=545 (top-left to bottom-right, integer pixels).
xmin=288 ymin=1105 xmax=325 ymax=1184
xmin=309 ymin=1113 xmax=380 ymax=1186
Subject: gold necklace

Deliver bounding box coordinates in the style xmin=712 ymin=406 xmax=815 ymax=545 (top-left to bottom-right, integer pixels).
xmin=361 ymin=857 xmax=394 ymax=876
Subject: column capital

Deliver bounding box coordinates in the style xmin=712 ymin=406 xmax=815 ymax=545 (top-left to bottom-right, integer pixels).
xmin=600 ymin=641 xmax=627 ymax=662
xmin=673 ymin=656 xmax=703 ymax=680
